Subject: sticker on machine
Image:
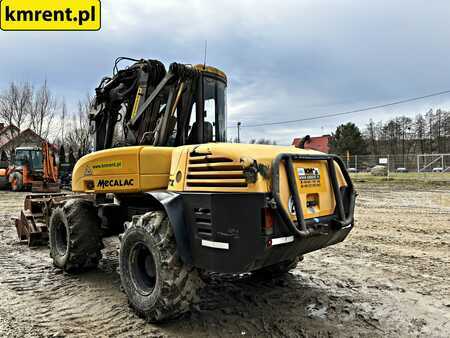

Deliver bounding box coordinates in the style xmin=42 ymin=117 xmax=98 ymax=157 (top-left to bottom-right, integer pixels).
xmin=297 ymin=167 xmax=320 ymax=181
xmin=92 ymin=160 xmax=123 ymax=170
xmin=84 ymin=166 xmax=93 ymax=176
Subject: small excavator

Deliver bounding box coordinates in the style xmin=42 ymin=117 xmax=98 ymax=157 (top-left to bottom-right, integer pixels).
xmin=16 ymin=57 xmax=356 ymax=321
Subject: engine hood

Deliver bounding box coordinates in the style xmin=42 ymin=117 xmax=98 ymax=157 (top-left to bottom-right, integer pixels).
xmin=185 ymin=143 xmax=323 ymax=164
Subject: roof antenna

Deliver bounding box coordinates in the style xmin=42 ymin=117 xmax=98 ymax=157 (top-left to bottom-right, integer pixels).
xmin=203 ymin=40 xmax=208 ymax=68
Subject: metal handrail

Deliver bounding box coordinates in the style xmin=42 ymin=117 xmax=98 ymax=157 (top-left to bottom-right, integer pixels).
xmin=271 ymin=153 xmax=356 ymax=238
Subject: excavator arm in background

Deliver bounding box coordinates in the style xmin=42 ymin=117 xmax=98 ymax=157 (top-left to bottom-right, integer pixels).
xmin=30 ymin=141 xmax=59 ymax=193
xmin=42 ymin=142 xmax=58 ymax=183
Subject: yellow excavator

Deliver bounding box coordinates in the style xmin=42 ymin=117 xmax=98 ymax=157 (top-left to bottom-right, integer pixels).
xmin=20 ymin=58 xmax=356 ymax=322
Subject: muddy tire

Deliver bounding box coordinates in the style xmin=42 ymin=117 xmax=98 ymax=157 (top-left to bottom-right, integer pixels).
xmin=49 ymin=199 xmax=103 ymax=272
xmin=120 ymin=211 xmax=203 ymax=322
xmin=254 ymin=257 xmax=299 ymax=277
xmin=9 ymin=172 xmax=23 ymax=191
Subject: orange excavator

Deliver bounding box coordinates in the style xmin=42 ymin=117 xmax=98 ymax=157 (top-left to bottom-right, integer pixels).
xmin=10 ymin=142 xmax=61 ymax=246
xmin=0 ymin=141 xmax=60 ymax=193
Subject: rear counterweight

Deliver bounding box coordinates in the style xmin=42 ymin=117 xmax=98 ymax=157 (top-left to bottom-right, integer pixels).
xmin=181 ymin=192 xmax=353 ymax=273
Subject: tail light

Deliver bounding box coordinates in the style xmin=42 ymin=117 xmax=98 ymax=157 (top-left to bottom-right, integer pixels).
xmin=262 ymin=208 xmax=274 ymax=236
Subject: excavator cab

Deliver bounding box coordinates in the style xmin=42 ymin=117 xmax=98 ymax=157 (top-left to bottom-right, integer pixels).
xmin=166 ymin=65 xmax=227 ymax=146
xmin=197 ymin=65 xmax=227 ymax=143
xmin=14 ymin=147 xmax=43 ymax=171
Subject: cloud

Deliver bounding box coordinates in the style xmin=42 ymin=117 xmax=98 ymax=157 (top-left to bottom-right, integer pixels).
xmin=1 ymin=0 xmax=450 ymax=144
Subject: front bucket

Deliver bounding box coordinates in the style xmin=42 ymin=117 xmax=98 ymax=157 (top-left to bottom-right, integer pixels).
xmin=14 ymin=209 xmax=49 ymax=247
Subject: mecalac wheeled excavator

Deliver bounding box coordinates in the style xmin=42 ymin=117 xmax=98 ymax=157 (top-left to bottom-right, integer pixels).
xmin=18 ymin=57 xmax=356 ymax=322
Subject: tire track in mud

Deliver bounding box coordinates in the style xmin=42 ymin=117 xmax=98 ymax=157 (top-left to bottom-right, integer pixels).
xmin=1 ymin=185 xmax=450 ymax=337
xmin=0 ymin=214 xmax=161 ymax=337
xmin=0 ymin=212 xmax=379 ymax=338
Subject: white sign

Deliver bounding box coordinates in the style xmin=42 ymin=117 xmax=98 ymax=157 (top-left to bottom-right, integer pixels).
xmin=379 ymin=158 xmax=388 ymax=164
xmin=297 ymin=167 xmax=320 ymax=180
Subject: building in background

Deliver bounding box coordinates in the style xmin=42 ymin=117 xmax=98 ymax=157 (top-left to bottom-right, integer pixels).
xmin=0 ymin=124 xmax=50 ymax=158
xmin=292 ymin=135 xmax=331 ymax=153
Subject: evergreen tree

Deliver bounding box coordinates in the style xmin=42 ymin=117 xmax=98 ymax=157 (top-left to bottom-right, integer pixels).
xmin=329 ymin=123 xmax=367 ymax=155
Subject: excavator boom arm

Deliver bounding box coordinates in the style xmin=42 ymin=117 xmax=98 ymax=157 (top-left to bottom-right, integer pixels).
xmin=90 ymin=59 xmax=213 ymax=151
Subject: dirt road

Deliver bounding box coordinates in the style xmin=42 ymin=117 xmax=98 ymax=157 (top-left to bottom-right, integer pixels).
xmin=0 ymin=183 xmax=449 ymax=337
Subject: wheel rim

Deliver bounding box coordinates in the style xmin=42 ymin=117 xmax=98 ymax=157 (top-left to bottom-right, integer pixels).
xmin=129 ymin=242 xmax=157 ymax=296
xmin=54 ymin=220 xmax=68 ymax=256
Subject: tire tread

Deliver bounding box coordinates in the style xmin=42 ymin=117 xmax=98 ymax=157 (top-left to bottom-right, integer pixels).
xmin=120 ymin=211 xmax=203 ymax=322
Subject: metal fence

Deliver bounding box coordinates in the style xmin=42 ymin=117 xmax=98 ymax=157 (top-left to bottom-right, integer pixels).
xmin=417 ymin=154 xmax=450 ymax=173
xmin=343 ymin=154 xmax=450 ymax=173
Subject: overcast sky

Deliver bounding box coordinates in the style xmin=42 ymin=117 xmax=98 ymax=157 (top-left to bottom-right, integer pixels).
xmin=1 ymin=0 xmax=450 ymax=144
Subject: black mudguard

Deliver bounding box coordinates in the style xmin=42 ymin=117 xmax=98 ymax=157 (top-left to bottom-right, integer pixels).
xmin=143 ymin=191 xmax=192 ymax=266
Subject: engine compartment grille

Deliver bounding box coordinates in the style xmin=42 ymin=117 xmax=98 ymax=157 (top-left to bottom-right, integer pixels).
xmin=186 ymin=153 xmax=247 ymax=188
xmin=193 ymin=207 xmax=212 ymax=238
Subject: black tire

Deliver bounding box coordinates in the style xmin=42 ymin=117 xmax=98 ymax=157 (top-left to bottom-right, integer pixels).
xmin=0 ymin=176 xmax=9 ymax=190
xmin=253 ymin=257 xmax=299 ymax=278
xmin=9 ymin=172 xmax=23 ymax=191
xmin=49 ymin=199 xmax=103 ymax=272
xmin=120 ymin=211 xmax=203 ymax=322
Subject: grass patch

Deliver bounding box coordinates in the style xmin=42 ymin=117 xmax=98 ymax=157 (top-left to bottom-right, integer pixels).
xmin=350 ymin=172 xmax=450 ymax=187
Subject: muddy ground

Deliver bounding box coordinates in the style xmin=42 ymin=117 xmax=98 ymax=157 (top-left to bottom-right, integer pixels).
xmin=0 ymin=183 xmax=449 ymax=337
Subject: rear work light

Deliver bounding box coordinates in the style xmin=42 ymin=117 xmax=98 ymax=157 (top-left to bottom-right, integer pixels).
xmin=262 ymin=208 xmax=274 ymax=236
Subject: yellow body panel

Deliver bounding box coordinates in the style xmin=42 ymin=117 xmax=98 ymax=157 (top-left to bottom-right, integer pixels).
xmin=72 ymin=146 xmax=172 ymax=193
xmin=72 ymin=143 xmax=346 ymax=219
xmin=167 ymin=143 xmax=346 ymax=219
xmin=139 ymin=147 xmax=173 ymax=191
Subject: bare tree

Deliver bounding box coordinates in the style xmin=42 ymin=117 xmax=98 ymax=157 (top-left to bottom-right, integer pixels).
xmin=60 ymin=98 xmax=67 ymax=141
xmin=0 ymin=81 xmax=33 ymax=134
xmin=365 ymin=119 xmax=378 ymax=155
xmin=435 ymin=109 xmax=444 ymax=153
xmin=64 ymin=95 xmax=93 ymax=155
xmin=414 ymin=114 xmax=427 ymax=154
xmin=444 ymin=110 xmax=450 ymax=153
xmin=363 ymin=109 xmax=450 ymax=156
xmin=29 ymin=80 xmax=57 ymax=138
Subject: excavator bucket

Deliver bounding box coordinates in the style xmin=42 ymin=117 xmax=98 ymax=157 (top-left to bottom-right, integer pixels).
xmin=15 ymin=209 xmax=48 ymax=246
xmin=14 ymin=193 xmax=61 ymax=246
xmin=14 ymin=193 xmax=93 ymax=246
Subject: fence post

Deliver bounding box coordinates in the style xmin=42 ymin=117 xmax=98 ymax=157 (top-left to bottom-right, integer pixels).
xmin=387 ymin=155 xmax=390 ymax=178
xmin=417 ymin=155 xmax=420 ymax=173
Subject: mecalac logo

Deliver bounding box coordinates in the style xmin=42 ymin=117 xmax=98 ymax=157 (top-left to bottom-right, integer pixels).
xmin=97 ymin=178 xmax=134 ymax=189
